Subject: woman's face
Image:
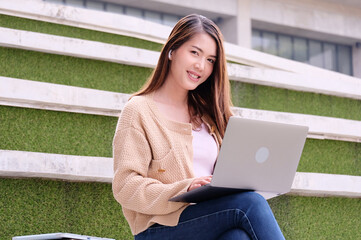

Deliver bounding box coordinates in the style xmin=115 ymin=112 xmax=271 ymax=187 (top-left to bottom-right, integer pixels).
xmin=167 ymin=32 xmax=217 ymax=92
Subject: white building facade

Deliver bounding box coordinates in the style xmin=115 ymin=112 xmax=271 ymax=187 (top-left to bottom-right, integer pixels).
xmin=44 ymin=0 xmax=361 ymax=78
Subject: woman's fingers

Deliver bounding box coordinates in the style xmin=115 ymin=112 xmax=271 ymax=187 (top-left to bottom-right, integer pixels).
xmin=188 ymin=176 xmax=212 ymax=191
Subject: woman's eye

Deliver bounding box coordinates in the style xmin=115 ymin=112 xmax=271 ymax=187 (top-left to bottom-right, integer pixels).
xmin=191 ymin=50 xmax=199 ymax=56
xmin=208 ymin=58 xmax=215 ymax=64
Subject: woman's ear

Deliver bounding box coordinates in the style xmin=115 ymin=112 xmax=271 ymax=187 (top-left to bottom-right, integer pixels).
xmin=168 ymin=49 xmax=172 ymax=60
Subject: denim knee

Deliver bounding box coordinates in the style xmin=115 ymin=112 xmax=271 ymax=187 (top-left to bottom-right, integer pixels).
xmin=223 ymin=191 xmax=268 ymax=211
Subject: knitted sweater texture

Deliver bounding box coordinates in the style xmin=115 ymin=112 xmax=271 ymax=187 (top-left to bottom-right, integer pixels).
xmin=112 ymin=93 xmax=221 ymax=235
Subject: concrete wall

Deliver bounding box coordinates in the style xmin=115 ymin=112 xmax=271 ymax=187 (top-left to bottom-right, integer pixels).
xmin=104 ymin=0 xmax=237 ymax=18
xmin=251 ymin=0 xmax=361 ymax=43
xmin=250 ymin=0 xmax=361 ymax=77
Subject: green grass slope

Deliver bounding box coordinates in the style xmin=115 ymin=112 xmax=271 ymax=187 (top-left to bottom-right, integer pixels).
xmin=1 ymin=178 xmax=360 ymax=240
xmin=1 ymin=106 xmax=360 ymax=176
xmin=1 ymin=47 xmax=360 ymax=121
xmin=0 ymin=14 xmax=162 ymax=51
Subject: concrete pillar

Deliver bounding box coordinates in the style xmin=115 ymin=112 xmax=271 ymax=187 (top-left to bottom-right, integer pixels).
xmin=237 ymin=0 xmax=251 ymax=48
xmin=352 ymin=43 xmax=361 ymax=78
xmin=218 ymin=16 xmax=238 ymax=44
xmin=218 ymin=0 xmax=251 ymax=47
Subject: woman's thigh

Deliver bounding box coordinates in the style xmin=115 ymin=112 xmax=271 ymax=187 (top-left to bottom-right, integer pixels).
xmin=179 ymin=191 xmax=269 ymax=222
xmin=135 ymin=207 xmax=241 ymax=240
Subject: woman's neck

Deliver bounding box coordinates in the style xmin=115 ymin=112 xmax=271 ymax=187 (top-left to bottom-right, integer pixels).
xmin=153 ymin=80 xmax=192 ymax=124
xmin=154 ymin=79 xmax=188 ymax=108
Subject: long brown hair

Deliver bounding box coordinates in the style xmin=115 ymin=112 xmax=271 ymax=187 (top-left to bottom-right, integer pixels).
xmin=135 ymin=14 xmax=233 ymax=138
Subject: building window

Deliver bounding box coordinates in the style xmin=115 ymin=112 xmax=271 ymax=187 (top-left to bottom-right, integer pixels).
xmin=44 ymin=0 xmax=181 ymax=27
xmin=252 ymin=29 xmax=353 ymax=76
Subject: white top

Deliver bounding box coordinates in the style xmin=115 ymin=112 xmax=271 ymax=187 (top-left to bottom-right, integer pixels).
xmin=192 ymin=123 xmax=218 ymax=178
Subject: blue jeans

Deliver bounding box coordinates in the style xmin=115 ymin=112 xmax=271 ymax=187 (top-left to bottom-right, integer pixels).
xmin=134 ymin=192 xmax=285 ymax=240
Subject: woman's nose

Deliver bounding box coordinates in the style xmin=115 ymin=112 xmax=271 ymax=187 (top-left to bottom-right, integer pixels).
xmin=195 ymin=58 xmax=205 ymax=71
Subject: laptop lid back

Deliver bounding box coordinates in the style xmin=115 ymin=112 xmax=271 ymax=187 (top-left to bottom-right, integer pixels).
xmin=211 ymin=117 xmax=308 ymax=195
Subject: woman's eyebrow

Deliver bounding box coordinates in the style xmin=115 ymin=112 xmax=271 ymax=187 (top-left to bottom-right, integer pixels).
xmin=191 ymin=45 xmax=217 ymax=58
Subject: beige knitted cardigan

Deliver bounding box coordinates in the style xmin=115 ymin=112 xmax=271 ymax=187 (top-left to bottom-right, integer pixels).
xmin=112 ymin=93 xmax=221 ymax=235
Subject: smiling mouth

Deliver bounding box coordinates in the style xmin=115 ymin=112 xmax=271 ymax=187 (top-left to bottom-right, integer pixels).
xmin=187 ymin=71 xmax=200 ymax=81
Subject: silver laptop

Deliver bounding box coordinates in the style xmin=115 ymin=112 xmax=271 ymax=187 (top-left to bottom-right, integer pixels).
xmin=12 ymin=233 xmax=115 ymax=240
xmin=169 ymin=116 xmax=309 ymax=203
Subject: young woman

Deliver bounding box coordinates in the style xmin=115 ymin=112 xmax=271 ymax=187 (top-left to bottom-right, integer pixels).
xmin=112 ymin=14 xmax=285 ymax=240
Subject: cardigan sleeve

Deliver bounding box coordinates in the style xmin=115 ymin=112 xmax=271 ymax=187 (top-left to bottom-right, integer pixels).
xmin=112 ymin=105 xmax=193 ymax=215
